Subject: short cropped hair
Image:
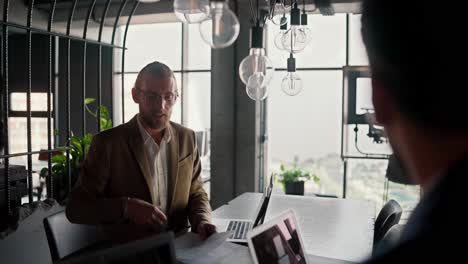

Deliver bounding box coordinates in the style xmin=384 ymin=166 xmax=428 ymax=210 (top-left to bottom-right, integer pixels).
xmin=134 ymin=61 xmax=178 ymax=95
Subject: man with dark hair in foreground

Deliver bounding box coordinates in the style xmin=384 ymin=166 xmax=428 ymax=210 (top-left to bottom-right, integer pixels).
xmin=360 ymin=0 xmax=468 ymax=262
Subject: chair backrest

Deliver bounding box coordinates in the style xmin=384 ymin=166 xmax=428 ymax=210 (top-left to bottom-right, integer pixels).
xmin=381 ymin=224 xmax=404 ymax=245
xmin=195 ymin=131 xmax=207 ymax=157
xmin=374 ymin=224 xmax=405 ymax=255
xmin=43 ymin=211 xmax=105 ymax=262
xmin=374 ymin=199 xmax=402 ymax=246
xmin=60 ymin=232 xmax=176 ymax=264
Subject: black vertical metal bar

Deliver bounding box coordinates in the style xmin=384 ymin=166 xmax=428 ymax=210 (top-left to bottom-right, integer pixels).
xmin=111 ymin=0 xmax=128 ymax=45
xmin=180 ymin=23 xmax=185 ymax=124
xmin=343 ymin=159 xmax=347 ymax=198
xmin=121 ymin=1 xmax=140 ymax=124
xmin=82 ymin=0 xmax=97 ymax=136
xmin=2 ymin=0 xmax=11 ymax=216
xmin=0 ymin=22 xmax=2 ymax=76
xmin=345 ymin=14 xmax=349 ymax=66
xmin=341 ymin=14 xmax=350 ymax=199
xmin=66 ymin=0 xmax=79 ymax=192
xmin=111 ymin=0 xmax=128 ymax=126
xmin=47 ymin=0 xmax=57 ymax=199
xmin=97 ymin=0 xmax=113 ymax=132
xmin=26 ymin=0 xmax=36 ymax=203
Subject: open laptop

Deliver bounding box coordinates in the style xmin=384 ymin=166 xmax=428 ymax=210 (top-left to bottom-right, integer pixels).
xmin=213 ymin=175 xmax=274 ymax=243
xmin=247 ymin=210 xmax=308 ymax=264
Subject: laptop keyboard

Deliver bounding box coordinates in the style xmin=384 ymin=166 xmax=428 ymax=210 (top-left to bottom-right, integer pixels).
xmin=227 ymin=220 xmax=252 ymax=240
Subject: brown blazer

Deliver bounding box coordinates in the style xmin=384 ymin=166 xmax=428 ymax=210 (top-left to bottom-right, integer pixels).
xmin=66 ymin=116 xmax=211 ymax=242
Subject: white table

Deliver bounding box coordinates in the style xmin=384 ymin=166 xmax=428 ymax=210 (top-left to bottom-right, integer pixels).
xmin=213 ymin=192 xmax=375 ymax=263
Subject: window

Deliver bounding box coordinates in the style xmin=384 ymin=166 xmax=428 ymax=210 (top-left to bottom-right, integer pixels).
xmin=268 ymin=14 xmax=347 ymax=68
xmin=8 ymin=92 xmax=53 ymax=202
xmin=267 ymin=70 xmax=344 ymax=197
xmin=122 ymin=23 xmax=182 ymax=72
xmin=266 ymin=14 xmax=420 ymax=215
xmin=115 ymin=22 xmax=212 ymax=194
xmin=346 ymin=158 xmax=420 ymax=221
xmin=267 ymin=15 xmax=347 ymax=197
xmin=348 ymin=14 xmax=369 ymax=66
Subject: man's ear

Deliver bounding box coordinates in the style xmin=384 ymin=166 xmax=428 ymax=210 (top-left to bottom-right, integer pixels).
xmin=131 ymin=87 xmax=139 ymax=104
xmin=372 ymin=77 xmax=393 ymax=126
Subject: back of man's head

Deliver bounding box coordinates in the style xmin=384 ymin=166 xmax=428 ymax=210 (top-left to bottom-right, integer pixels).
xmin=361 ymin=0 xmax=467 ymax=132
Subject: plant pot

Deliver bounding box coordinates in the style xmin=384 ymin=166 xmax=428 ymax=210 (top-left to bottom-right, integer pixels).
xmin=285 ymin=181 xmax=305 ymax=195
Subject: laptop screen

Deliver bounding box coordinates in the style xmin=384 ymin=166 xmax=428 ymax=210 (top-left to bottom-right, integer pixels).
xmin=253 ymin=174 xmax=274 ymax=227
xmin=248 ymin=210 xmax=308 ymax=264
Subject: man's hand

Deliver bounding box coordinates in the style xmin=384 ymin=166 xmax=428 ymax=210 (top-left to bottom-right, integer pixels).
xmin=197 ymin=222 xmax=217 ymax=240
xmin=125 ymin=198 xmax=167 ymax=226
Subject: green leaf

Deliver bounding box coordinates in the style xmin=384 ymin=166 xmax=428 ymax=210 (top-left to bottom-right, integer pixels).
xmin=70 ymin=136 xmax=83 ymax=151
xmin=84 ymin=98 xmax=96 ymax=105
xmin=52 ymin=163 xmax=65 ymax=177
xmin=313 ymin=175 xmax=320 ymax=184
xmin=82 ymin=134 xmax=93 ymax=154
xmin=52 ymin=154 xmax=66 ymax=163
xmin=99 ymin=105 xmax=109 ymax=117
xmin=103 ymin=120 xmax=112 ymax=131
xmin=39 ymin=167 xmax=49 ymax=178
xmin=276 ymin=164 xmax=317 ymax=184
xmin=83 ymin=133 xmax=93 ymax=144
xmin=98 ymin=105 xmax=112 ymax=131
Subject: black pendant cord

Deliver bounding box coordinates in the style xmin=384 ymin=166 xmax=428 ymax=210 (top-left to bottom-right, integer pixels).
xmin=248 ymin=0 xmax=256 ymax=24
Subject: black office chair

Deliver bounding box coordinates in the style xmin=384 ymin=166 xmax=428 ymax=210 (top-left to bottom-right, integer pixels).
xmin=43 ymin=210 xmax=106 ymax=262
xmin=58 ymin=232 xmax=176 ymax=264
xmin=373 ymin=199 xmax=402 ymax=247
xmin=374 ymin=224 xmax=405 ymax=254
xmin=381 ymin=224 xmax=404 ymax=245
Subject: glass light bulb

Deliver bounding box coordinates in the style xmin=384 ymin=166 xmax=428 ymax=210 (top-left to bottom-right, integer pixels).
xmin=299 ymin=26 xmax=312 ymax=45
xmin=239 ymin=48 xmax=275 ymax=85
xmin=272 ymin=14 xmax=288 ymax=26
xmin=199 ymin=2 xmax=240 ymax=49
xmin=174 ymin=0 xmax=209 ymax=24
xmin=274 ymin=30 xmax=287 ymax=50
xmin=281 ymin=25 xmax=308 ymax=53
xmin=281 ymin=72 xmax=303 ymax=96
xmin=271 ymin=3 xmax=290 ymax=25
xmin=246 ymin=73 xmax=268 ymax=101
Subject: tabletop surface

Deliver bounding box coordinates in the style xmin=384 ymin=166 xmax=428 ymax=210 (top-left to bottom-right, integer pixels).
xmin=213 ymin=192 xmax=376 ymax=263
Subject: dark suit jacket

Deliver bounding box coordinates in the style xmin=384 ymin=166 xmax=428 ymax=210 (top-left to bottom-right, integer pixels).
xmin=362 ymin=155 xmax=468 ymax=263
xmin=66 ymin=116 xmax=211 ymax=242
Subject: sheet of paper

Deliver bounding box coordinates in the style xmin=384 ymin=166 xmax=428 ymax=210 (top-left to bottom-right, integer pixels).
xmin=174 ymin=232 xmax=252 ymax=264
xmin=264 ymin=195 xmax=374 ymax=262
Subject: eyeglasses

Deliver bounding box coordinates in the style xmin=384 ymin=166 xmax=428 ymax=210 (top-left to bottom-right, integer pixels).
xmin=137 ymin=89 xmax=178 ymax=106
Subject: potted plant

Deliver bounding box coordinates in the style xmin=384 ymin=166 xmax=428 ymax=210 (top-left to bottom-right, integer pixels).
xmin=276 ymin=164 xmax=320 ymax=195
xmin=39 ymin=98 xmax=112 ymax=203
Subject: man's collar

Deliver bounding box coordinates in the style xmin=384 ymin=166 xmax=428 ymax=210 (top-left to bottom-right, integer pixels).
xmin=136 ymin=114 xmax=172 ymax=144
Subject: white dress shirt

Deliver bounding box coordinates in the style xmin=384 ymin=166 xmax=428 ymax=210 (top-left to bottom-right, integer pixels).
xmin=137 ymin=115 xmax=171 ymax=213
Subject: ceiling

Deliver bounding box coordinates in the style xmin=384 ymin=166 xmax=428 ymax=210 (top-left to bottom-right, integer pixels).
xmin=33 ymin=0 xmax=362 ymax=25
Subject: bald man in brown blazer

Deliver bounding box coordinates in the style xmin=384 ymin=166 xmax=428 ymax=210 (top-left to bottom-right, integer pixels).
xmin=66 ymin=62 xmax=215 ymax=243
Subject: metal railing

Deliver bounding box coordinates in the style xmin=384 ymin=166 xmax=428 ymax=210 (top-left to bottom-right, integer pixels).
xmin=1 ymin=0 xmax=140 ymax=218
